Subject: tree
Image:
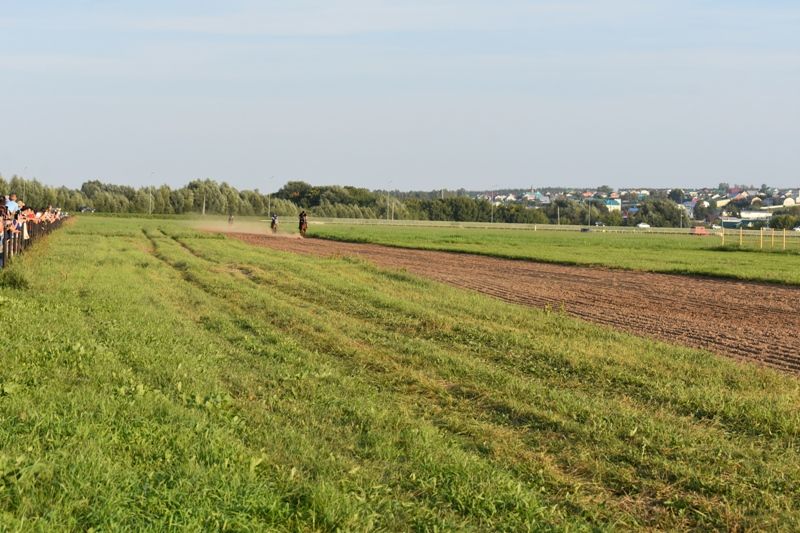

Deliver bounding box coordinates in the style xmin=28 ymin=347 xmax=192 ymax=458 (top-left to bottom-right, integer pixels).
xmin=270 ymin=198 xmax=298 ymax=217
xmin=668 ymin=189 xmax=685 ymax=204
xmin=81 ymin=180 xmax=104 ymax=199
xmin=723 ymin=204 xmax=741 ymax=217
xmin=276 ymin=181 xmax=317 ymax=207
xmin=693 ymin=202 xmax=711 ymax=221
xmin=769 ymin=214 xmax=800 ymax=230
xmin=134 ymin=190 xmax=151 ymax=213
xmin=220 ymin=182 xmax=241 ymax=214
xmin=188 ymin=179 xmax=227 ymax=214
xmin=155 ymin=185 xmax=172 ymax=213
xmin=449 ymin=197 xmax=479 ymax=221
xmin=628 ymin=199 xmax=686 ymax=227
xmin=601 ymin=210 xmax=624 ymax=226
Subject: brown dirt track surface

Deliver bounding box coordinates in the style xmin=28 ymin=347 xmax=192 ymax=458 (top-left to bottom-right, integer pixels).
xmin=229 ymin=232 xmax=800 ymax=374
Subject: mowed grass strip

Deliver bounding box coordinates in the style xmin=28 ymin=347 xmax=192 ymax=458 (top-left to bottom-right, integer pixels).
xmin=309 ymin=222 xmax=800 ymax=285
xmin=0 ymin=216 xmax=797 ymax=530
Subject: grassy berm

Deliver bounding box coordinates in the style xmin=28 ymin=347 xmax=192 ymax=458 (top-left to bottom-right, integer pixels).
xmin=0 ymin=216 xmax=798 ymax=530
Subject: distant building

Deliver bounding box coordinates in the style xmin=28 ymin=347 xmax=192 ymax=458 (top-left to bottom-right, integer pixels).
xmin=721 ymin=217 xmax=742 ymax=229
xmin=740 ymin=210 xmax=772 ymax=222
xmin=731 ymin=191 xmax=749 ymax=202
xmin=716 ymin=198 xmax=731 ymax=208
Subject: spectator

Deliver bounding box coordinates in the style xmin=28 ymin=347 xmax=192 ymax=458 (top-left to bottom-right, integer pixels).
xmin=5 ymin=193 xmax=19 ymax=213
xmin=0 ymin=205 xmax=8 ymax=246
xmin=0 ymin=198 xmax=66 ymax=266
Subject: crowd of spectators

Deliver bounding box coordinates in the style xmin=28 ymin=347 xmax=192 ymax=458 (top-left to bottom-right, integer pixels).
xmin=2 ymin=192 xmax=66 ymax=265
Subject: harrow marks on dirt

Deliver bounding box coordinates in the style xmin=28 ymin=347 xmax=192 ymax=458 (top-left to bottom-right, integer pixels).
xmin=232 ymin=233 xmax=800 ymax=374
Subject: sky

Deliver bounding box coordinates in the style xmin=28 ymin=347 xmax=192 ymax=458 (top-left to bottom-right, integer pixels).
xmin=1 ymin=1 xmax=798 ymax=191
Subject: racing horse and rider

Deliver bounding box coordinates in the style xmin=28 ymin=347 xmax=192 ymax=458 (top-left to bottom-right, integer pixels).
xmin=270 ymin=213 xmax=278 ymax=234
xmin=298 ymin=210 xmax=308 ymax=237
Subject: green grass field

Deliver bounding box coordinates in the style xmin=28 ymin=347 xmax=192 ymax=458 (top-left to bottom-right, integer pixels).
xmin=1 ymin=216 xmax=799 ymax=529
xmin=310 ymin=222 xmax=800 ymax=285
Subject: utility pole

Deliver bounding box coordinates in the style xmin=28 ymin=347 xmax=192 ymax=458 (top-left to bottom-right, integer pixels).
xmin=557 ymin=205 xmax=560 ymax=225
xmin=202 ymin=194 xmax=206 ymax=216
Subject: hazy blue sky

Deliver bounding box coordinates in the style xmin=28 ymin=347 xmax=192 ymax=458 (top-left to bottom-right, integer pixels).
xmin=1 ymin=1 xmax=798 ymax=191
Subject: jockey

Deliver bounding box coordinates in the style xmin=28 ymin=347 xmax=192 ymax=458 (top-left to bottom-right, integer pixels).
xmin=299 ymin=210 xmax=308 ymax=236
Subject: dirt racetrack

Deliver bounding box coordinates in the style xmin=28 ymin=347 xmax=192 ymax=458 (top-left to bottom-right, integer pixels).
xmin=230 ymin=233 xmax=800 ymax=374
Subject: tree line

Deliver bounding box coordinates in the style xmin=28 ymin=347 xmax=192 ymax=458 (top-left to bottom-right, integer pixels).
xmin=0 ymin=175 xmax=300 ymax=217
xmin=2 ymin=175 xmax=695 ymax=227
xmin=273 ymin=181 xmax=694 ymax=226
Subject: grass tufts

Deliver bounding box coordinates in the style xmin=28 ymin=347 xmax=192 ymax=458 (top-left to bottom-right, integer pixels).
xmin=0 ymin=267 xmax=30 ymax=289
